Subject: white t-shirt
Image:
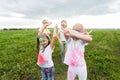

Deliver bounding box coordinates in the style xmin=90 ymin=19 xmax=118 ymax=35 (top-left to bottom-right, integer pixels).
xmin=64 ymin=37 xmax=88 ymax=67
xmin=39 ymin=45 xmax=54 ymax=68
xmin=58 ymin=28 xmax=66 ymax=42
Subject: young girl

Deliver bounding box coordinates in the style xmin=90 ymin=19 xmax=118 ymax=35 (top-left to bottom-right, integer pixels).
xmin=63 ymin=23 xmax=92 ymax=80
xmin=57 ymin=20 xmax=67 ymax=62
xmin=38 ymin=19 xmax=52 ymax=38
xmin=36 ymin=22 xmax=57 ymax=80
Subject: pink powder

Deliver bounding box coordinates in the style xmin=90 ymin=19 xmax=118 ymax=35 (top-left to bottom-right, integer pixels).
xmin=37 ymin=53 xmax=48 ymax=66
xmin=70 ymin=48 xmax=84 ymax=66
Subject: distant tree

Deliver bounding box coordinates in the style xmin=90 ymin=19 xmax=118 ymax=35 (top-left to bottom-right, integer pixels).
xmin=3 ymin=28 xmax=8 ymax=30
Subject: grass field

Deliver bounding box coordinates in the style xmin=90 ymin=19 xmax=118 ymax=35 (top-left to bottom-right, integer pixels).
xmin=0 ymin=29 xmax=120 ymax=80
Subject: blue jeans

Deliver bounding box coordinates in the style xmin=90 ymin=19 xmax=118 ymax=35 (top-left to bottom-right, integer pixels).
xmin=41 ymin=66 xmax=55 ymax=80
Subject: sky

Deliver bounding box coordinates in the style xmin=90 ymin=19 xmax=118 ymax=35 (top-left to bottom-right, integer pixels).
xmin=0 ymin=0 xmax=120 ymax=29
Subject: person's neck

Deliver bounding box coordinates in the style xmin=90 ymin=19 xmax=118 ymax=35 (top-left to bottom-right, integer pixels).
xmin=61 ymin=27 xmax=65 ymax=30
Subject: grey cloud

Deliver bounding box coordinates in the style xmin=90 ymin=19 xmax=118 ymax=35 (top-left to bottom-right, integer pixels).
xmin=0 ymin=0 xmax=119 ymax=19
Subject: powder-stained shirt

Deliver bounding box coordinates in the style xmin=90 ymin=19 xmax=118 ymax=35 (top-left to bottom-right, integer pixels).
xmin=64 ymin=37 xmax=88 ymax=67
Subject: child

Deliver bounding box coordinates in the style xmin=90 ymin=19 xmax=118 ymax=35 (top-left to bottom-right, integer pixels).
xmin=36 ymin=22 xmax=57 ymax=80
xmin=57 ymin=20 xmax=67 ymax=62
xmin=63 ymin=23 xmax=92 ymax=80
xmin=38 ymin=19 xmax=52 ymax=38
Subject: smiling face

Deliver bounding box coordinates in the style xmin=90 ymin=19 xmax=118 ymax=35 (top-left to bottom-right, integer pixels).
xmin=44 ymin=36 xmax=49 ymax=45
xmin=61 ymin=20 xmax=67 ymax=29
xmin=39 ymin=34 xmax=50 ymax=48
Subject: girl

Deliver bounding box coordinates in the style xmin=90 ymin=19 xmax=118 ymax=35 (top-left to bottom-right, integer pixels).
xmin=38 ymin=19 xmax=52 ymax=38
xmin=36 ymin=22 xmax=57 ymax=80
xmin=57 ymin=20 xmax=67 ymax=62
xmin=63 ymin=23 xmax=92 ymax=80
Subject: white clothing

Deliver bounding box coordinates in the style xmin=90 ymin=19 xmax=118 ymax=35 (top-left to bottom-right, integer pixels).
xmin=64 ymin=37 xmax=87 ymax=66
xmin=39 ymin=45 xmax=54 ymax=68
xmin=58 ymin=28 xmax=66 ymax=42
xmin=64 ymin=37 xmax=88 ymax=80
xmin=67 ymin=66 xmax=87 ymax=80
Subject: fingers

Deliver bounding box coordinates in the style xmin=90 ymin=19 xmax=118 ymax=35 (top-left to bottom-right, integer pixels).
xmin=44 ymin=22 xmax=52 ymax=27
xmin=89 ymin=30 xmax=93 ymax=34
xmin=83 ymin=30 xmax=93 ymax=35
xmin=53 ymin=24 xmax=58 ymax=37
xmin=83 ymin=32 xmax=89 ymax=35
xmin=55 ymin=24 xmax=58 ymax=28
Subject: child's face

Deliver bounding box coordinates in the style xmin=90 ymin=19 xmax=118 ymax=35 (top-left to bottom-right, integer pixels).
xmin=43 ymin=20 xmax=52 ymax=26
xmin=44 ymin=37 xmax=49 ymax=45
xmin=39 ymin=35 xmax=49 ymax=47
xmin=61 ymin=21 xmax=67 ymax=29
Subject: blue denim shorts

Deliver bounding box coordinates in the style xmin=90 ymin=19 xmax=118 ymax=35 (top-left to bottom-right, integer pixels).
xmin=41 ymin=66 xmax=55 ymax=80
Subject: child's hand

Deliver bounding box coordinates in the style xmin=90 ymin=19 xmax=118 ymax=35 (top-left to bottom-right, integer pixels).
xmin=89 ymin=30 xmax=93 ymax=34
xmin=63 ymin=29 xmax=69 ymax=34
xmin=53 ymin=24 xmax=58 ymax=37
xmin=83 ymin=30 xmax=93 ymax=35
xmin=55 ymin=24 xmax=58 ymax=29
xmin=44 ymin=22 xmax=52 ymax=28
xmin=83 ymin=32 xmax=89 ymax=35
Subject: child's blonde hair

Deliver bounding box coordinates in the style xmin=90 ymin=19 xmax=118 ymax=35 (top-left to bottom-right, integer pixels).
xmin=72 ymin=23 xmax=84 ymax=33
xmin=42 ymin=20 xmax=48 ymax=24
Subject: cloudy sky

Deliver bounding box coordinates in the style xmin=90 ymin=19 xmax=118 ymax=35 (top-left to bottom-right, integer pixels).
xmin=0 ymin=0 xmax=120 ymax=29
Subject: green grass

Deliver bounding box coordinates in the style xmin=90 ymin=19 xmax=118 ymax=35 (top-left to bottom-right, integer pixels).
xmin=0 ymin=29 xmax=120 ymax=80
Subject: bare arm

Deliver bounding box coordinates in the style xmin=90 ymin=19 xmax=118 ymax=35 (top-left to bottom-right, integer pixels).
xmin=38 ymin=22 xmax=51 ymax=35
xmin=69 ymin=29 xmax=92 ymax=42
xmin=62 ymin=29 xmax=71 ymax=41
xmin=64 ymin=29 xmax=92 ymax=42
xmin=56 ymin=32 xmax=62 ymax=45
xmin=50 ymin=24 xmax=57 ymax=49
